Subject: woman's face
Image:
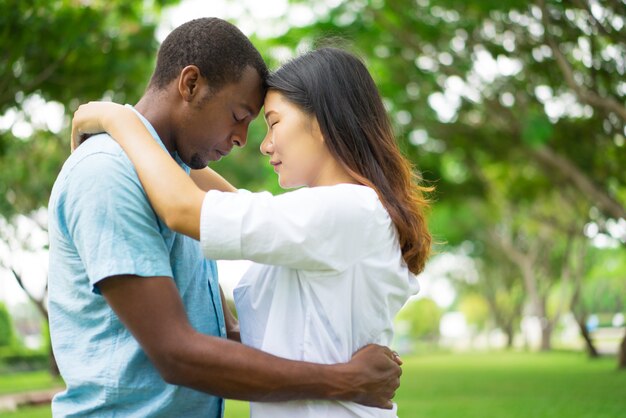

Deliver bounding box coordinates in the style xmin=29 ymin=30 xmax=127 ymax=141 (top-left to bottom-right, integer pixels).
xmin=260 ymin=90 xmax=331 ymax=189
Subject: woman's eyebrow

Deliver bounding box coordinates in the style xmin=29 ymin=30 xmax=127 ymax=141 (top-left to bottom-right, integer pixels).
xmin=264 ymin=110 xmax=277 ymax=120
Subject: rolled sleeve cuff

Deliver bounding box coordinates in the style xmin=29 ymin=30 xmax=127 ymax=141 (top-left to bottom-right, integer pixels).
xmin=89 ymin=260 xmax=174 ymax=294
xmin=200 ymin=190 xmax=250 ymax=260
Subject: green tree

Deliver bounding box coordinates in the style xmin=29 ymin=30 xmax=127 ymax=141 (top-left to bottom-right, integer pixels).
xmin=0 ymin=0 xmax=178 ymax=218
xmin=0 ymin=302 xmax=15 ymax=347
xmin=1 ymin=0 xmax=178 ymax=374
xmin=459 ymin=293 xmax=490 ymax=332
xmin=574 ymin=247 xmax=626 ymax=361
xmin=396 ymin=297 xmax=442 ymax=342
xmin=264 ymin=0 xmax=625 ymax=362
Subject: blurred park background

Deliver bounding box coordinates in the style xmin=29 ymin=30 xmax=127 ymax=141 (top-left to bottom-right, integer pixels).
xmin=0 ymin=0 xmax=625 ymax=416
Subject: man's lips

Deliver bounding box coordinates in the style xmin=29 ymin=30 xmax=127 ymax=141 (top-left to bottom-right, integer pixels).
xmin=215 ymin=148 xmax=231 ymax=158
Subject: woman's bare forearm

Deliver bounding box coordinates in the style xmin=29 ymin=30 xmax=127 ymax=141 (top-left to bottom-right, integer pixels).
xmin=102 ymin=107 xmax=204 ymax=239
xmin=191 ymin=168 xmax=237 ymax=192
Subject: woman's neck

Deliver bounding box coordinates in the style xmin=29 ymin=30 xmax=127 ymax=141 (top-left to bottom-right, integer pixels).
xmin=310 ymin=159 xmax=360 ymax=188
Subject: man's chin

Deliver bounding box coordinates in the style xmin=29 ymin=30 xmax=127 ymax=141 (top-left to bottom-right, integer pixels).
xmin=188 ymin=154 xmax=210 ymax=169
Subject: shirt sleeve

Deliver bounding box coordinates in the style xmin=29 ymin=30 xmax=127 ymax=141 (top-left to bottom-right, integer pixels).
xmin=61 ymin=149 xmax=173 ymax=292
xmin=199 ymin=185 xmax=389 ymax=272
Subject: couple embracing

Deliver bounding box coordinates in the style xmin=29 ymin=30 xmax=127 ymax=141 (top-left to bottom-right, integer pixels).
xmin=49 ymin=17 xmax=431 ymax=418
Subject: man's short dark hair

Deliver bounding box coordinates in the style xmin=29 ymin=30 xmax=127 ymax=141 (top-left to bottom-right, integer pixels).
xmin=148 ymin=18 xmax=268 ymax=92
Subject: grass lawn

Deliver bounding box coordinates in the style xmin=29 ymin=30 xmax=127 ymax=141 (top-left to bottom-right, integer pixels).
xmin=224 ymin=351 xmax=626 ymax=418
xmin=1 ymin=351 xmax=625 ymax=418
xmin=387 ymin=351 xmax=626 ymax=418
xmin=0 ymin=370 xmax=63 ymax=396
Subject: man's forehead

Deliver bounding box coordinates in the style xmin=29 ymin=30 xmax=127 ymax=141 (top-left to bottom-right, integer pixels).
xmin=240 ymin=90 xmax=265 ymax=116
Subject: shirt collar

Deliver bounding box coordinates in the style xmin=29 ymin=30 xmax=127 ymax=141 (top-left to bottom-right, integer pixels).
xmin=125 ymin=104 xmax=189 ymax=172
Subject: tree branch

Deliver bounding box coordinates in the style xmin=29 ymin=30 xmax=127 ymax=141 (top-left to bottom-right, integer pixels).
xmin=9 ymin=267 xmax=47 ymax=318
xmin=531 ymin=146 xmax=626 ymax=220
xmin=571 ymin=0 xmax=619 ymax=40
xmin=538 ymin=0 xmax=626 ymax=121
xmin=0 ymin=49 xmax=71 ymax=109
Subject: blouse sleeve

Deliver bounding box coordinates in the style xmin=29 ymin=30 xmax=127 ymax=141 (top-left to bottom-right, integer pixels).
xmin=199 ymin=185 xmax=389 ymax=272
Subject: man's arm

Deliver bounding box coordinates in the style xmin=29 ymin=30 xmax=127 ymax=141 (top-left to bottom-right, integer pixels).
xmin=219 ymin=285 xmax=240 ymax=342
xmin=100 ymin=275 xmax=400 ymax=408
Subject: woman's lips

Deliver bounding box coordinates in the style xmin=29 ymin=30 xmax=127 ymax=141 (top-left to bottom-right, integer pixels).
xmin=270 ymin=161 xmax=282 ymax=172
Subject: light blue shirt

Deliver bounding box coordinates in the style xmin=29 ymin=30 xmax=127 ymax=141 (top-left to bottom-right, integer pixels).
xmin=47 ymin=107 xmax=226 ymax=417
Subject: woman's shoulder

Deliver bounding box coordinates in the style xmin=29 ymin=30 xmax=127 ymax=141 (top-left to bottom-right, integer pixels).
xmin=287 ymin=183 xmax=382 ymax=209
xmin=286 ymin=184 xmax=391 ymax=233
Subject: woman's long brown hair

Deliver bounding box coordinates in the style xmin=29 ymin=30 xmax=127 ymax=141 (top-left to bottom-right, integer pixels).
xmin=267 ymin=48 xmax=432 ymax=274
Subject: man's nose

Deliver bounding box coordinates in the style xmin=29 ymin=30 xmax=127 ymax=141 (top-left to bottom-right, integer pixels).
xmin=232 ymin=125 xmax=249 ymax=148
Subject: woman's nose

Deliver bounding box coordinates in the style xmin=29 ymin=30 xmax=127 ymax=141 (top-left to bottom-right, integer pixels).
xmin=260 ymin=132 xmax=274 ymax=155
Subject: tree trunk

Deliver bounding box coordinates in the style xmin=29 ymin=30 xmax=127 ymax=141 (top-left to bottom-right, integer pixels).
xmin=574 ymin=315 xmax=599 ymax=358
xmin=49 ymin=346 xmax=60 ymax=376
xmin=540 ymin=317 xmax=552 ymax=351
xmin=618 ymin=331 xmax=626 ymax=370
xmin=9 ymin=268 xmax=59 ymax=376
xmin=505 ymin=323 xmax=514 ymax=349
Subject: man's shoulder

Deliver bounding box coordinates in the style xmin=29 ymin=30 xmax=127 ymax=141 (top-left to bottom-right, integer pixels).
xmin=57 ymin=134 xmax=137 ymax=186
xmin=68 ymin=133 xmax=128 ymax=168
xmin=50 ymin=134 xmax=144 ymax=211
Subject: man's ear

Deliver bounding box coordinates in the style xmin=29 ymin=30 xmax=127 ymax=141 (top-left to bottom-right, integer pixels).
xmin=178 ymin=65 xmax=202 ymax=102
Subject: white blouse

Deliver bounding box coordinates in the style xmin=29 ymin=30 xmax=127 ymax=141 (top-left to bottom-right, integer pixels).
xmin=200 ymin=184 xmax=419 ymax=418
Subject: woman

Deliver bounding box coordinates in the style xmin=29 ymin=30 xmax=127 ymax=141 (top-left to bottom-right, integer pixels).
xmin=72 ymin=48 xmax=431 ymax=417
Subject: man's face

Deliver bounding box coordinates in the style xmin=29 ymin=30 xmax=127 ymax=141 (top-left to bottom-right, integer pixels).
xmin=173 ymin=66 xmax=264 ymax=169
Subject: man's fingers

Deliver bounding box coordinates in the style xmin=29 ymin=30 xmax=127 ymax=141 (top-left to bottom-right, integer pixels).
xmin=349 ymin=343 xmax=403 ymax=409
xmin=383 ymin=346 xmax=402 ymax=365
xmin=391 ymin=350 xmax=403 ymax=365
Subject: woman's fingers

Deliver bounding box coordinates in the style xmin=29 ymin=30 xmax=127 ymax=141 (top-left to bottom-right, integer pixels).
xmin=70 ymin=102 xmax=107 ymax=152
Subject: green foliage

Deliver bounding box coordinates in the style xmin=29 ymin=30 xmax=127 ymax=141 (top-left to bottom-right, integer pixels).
xmin=40 ymin=318 xmax=52 ymax=353
xmin=0 ymin=312 xmax=51 ymax=373
xmin=267 ymin=0 xmax=626 ymax=230
xmin=0 ymin=0 xmax=177 ymax=217
xmin=396 ymin=297 xmax=442 ymax=340
xmin=459 ymin=293 xmax=490 ymax=330
xmin=521 ymin=109 xmax=553 ymax=148
xmin=0 ymin=346 xmax=49 ymax=373
xmin=258 ymin=3 xmax=625 ymax=353
xmin=583 ymin=247 xmax=626 ymax=313
xmin=0 ymin=302 xmax=15 ymax=347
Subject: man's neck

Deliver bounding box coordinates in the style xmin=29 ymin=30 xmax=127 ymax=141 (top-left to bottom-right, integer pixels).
xmin=134 ymin=90 xmax=176 ymax=154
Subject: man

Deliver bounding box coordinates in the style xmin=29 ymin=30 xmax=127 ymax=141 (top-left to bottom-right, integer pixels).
xmin=48 ymin=18 xmax=400 ymax=417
